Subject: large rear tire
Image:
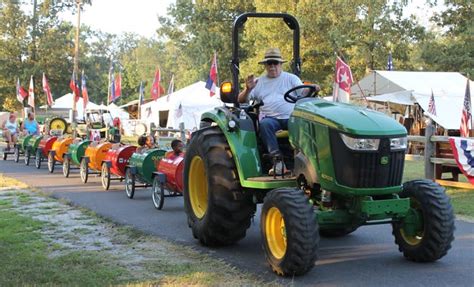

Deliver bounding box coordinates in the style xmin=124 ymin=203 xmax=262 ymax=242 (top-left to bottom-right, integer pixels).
xmin=183 ymin=127 xmax=255 ymax=246
xmin=101 ymin=163 xmax=110 ymax=190
xmin=392 ymin=179 xmax=455 ymax=262
xmin=80 ymin=158 xmax=89 ymax=183
xmin=48 ymin=152 xmax=56 ymax=173
xmin=261 ymin=188 xmax=319 ymax=276
xmin=35 ymin=149 xmax=42 ymax=169
xmin=125 ymin=168 xmax=135 ymax=199
xmin=62 ymin=155 xmax=70 ymax=177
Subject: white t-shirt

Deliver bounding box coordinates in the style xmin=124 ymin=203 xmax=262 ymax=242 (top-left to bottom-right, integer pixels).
xmin=249 ymin=71 xmax=302 ymax=119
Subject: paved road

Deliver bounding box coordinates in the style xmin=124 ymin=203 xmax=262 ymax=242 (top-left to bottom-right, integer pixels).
xmin=1 ymin=155 xmax=473 ymax=286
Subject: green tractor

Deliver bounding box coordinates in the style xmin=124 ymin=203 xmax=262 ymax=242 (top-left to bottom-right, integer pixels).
xmin=183 ymin=13 xmax=455 ymax=276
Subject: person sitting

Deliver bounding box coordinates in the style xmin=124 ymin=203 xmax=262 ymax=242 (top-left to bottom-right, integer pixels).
xmin=238 ymin=47 xmax=308 ymax=175
xmin=2 ymin=112 xmax=19 ymax=151
xmin=21 ymin=112 xmax=40 ymax=136
xmin=165 ymin=139 xmax=185 ymax=159
xmin=136 ymin=134 xmax=154 ymax=153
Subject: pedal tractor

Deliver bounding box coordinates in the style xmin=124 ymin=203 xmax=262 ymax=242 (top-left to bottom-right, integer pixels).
xmin=24 ymin=135 xmax=43 ymax=166
xmin=13 ymin=134 xmax=34 ymax=163
xmin=62 ymin=139 xmax=91 ymax=177
xmin=47 ymin=137 xmax=73 ymax=173
xmin=183 ymin=13 xmax=455 ymax=276
xmin=35 ymin=136 xmax=58 ymax=169
xmin=101 ymin=144 xmax=137 ymax=190
xmin=152 ymin=151 xmax=185 ymax=210
xmin=124 ymin=148 xmax=167 ymax=199
xmin=80 ymin=141 xmax=112 ymax=184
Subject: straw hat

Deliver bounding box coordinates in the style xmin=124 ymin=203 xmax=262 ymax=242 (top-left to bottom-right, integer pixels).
xmin=258 ymin=48 xmax=287 ymax=64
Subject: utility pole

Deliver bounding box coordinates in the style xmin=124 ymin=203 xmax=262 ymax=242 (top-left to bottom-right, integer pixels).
xmin=72 ymin=0 xmax=81 ymax=138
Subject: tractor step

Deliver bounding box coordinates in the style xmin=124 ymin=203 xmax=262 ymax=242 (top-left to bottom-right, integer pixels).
xmin=246 ymin=175 xmax=296 ymax=182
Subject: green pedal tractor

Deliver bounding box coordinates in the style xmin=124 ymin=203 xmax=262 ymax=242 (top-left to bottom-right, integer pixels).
xmin=183 ymin=13 xmax=455 ymax=276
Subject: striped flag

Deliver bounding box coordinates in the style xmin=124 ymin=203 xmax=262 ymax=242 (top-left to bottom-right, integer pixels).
xmin=70 ymin=71 xmax=80 ymax=103
xmin=138 ymin=81 xmax=145 ymax=105
xmin=460 ymin=79 xmax=471 ymax=137
xmin=81 ymin=70 xmax=89 ymax=111
xmin=42 ymin=73 xmax=54 ymax=106
xmin=166 ymin=74 xmax=174 ymax=102
xmin=205 ymin=52 xmax=218 ymax=97
xmin=427 ymin=89 xmax=436 ymax=116
xmin=28 ymin=75 xmax=35 ymax=108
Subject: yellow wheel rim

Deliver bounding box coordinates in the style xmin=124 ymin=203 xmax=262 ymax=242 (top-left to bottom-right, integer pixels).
xmin=50 ymin=118 xmax=66 ymax=131
xmin=265 ymin=207 xmax=287 ymax=259
xmin=189 ymin=156 xmax=208 ymax=219
xmin=400 ymin=198 xmax=424 ymax=246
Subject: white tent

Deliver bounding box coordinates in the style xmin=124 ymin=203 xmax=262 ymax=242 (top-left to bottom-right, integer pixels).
xmin=43 ymin=93 xmax=100 ymax=120
xmin=353 ymin=71 xmax=473 ymax=129
xmin=106 ymin=103 xmax=130 ymax=120
xmin=140 ymin=81 xmax=222 ymax=130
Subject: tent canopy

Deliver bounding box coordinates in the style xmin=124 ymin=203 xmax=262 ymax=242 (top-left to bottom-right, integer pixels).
xmin=354 ymin=71 xmax=473 ymax=129
xmin=140 ymin=81 xmax=222 ymax=130
xmin=40 ymin=93 xmax=100 ymax=120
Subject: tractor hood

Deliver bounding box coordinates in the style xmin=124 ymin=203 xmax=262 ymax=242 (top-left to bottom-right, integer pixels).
xmin=292 ymin=98 xmax=407 ymax=136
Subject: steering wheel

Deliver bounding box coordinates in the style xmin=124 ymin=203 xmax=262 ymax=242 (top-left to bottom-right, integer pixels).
xmin=283 ymin=84 xmax=319 ymax=104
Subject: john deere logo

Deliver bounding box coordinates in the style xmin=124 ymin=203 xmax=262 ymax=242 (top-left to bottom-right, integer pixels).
xmin=380 ymin=156 xmax=389 ymax=165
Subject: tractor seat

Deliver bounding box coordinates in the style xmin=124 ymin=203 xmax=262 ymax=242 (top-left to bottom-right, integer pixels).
xmin=276 ymin=130 xmax=288 ymax=138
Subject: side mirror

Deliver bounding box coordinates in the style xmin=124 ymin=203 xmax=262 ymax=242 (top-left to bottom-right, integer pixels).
xmin=220 ymin=81 xmax=235 ymax=103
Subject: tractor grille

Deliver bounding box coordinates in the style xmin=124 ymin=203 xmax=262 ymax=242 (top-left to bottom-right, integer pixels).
xmin=330 ymin=130 xmax=405 ymax=188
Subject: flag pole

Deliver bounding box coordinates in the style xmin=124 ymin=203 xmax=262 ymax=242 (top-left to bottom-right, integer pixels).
xmin=72 ymin=0 xmax=81 ymax=138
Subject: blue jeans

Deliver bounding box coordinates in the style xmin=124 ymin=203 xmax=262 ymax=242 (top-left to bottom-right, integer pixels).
xmin=259 ymin=117 xmax=288 ymax=156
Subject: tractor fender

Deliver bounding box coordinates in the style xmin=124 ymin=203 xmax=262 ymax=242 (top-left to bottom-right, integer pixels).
xmin=293 ymin=151 xmax=318 ymax=186
xmin=200 ymin=110 xmax=262 ymax=180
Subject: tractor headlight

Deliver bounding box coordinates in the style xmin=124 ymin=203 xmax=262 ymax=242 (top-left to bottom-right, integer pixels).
xmin=390 ymin=137 xmax=407 ymax=150
xmin=340 ymin=134 xmax=380 ymax=151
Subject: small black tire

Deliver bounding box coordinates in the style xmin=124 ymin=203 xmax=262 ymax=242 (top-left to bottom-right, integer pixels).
xmin=261 ymin=188 xmax=319 ymax=276
xmin=24 ymin=148 xmax=30 ymax=166
xmin=48 ymin=152 xmax=55 ymax=173
xmin=183 ymin=127 xmax=255 ymax=246
xmin=80 ymin=158 xmax=89 ymax=183
xmin=392 ymin=179 xmax=455 ymax=262
xmin=14 ymin=146 xmax=20 ymax=163
xmin=35 ymin=149 xmax=42 ymax=169
xmin=101 ymin=163 xmax=110 ymax=190
xmin=62 ymin=155 xmax=70 ymax=178
xmin=152 ymin=176 xmax=165 ymax=210
xmin=125 ymin=168 xmax=135 ymax=199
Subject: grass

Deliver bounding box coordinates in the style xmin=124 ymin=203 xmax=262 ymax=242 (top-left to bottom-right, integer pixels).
xmin=404 ymin=160 xmax=474 ymax=219
xmin=0 ymin=201 xmax=127 ymax=286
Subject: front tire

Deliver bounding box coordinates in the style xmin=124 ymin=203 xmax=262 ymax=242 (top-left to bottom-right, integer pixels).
xmin=183 ymin=127 xmax=255 ymax=246
xmin=62 ymin=155 xmax=70 ymax=177
xmin=392 ymin=179 xmax=455 ymax=262
xmin=152 ymin=176 xmax=165 ymax=210
xmin=101 ymin=163 xmax=110 ymax=190
xmin=125 ymin=168 xmax=135 ymax=199
xmin=14 ymin=145 xmax=19 ymax=163
xmin=261 ymin=188 xmax=319 ymax=276
xmin=35 ymin=149 xmax=42 ymax=169
xmin=80 ymin=158 xmax=89 ymax=183
xmin=24 ymin=148 xmax=30 ymax=165
xmin=48 ymin=152 xmax=55 ymax=173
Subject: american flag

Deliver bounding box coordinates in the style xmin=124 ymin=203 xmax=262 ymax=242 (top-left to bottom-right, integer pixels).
xmin=81 ymin=70 xmax=89 ymax=111
xmin=28 ymin=75 xmax=35 ymax=108
xmin=460 ymin=79 xmax=471 ymax=137
xmin=175 ymin=102 xmax=183 ymax=118
xmin=387 ymin=52 xmax=394 ymax=71
xmin=427 ymin=90 xmax=436 ymax=116
xmin=138 ymin=81 xmax=145 ymax=105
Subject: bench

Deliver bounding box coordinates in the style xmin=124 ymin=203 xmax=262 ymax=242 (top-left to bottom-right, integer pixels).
xmin=434 ymin=141 xmax=461 ymax=181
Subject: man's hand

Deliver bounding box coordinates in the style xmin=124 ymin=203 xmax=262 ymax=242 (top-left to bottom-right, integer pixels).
xmin=245 ymin=74 xmax=257 ymax=91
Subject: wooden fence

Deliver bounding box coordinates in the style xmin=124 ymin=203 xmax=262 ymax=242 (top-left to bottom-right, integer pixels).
xmin=406 ymin=122 xmax=472 ymax=189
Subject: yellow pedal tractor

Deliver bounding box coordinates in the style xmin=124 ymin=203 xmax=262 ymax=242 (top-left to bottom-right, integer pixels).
xmin=183 ymin=13 xmax=455 ymax=276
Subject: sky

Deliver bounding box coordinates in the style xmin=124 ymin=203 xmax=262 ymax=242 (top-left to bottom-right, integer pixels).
xmin=60 ymin=0 xmax=175 ymax=38
xmin=58 ymin=0 xmax=444 ymax=38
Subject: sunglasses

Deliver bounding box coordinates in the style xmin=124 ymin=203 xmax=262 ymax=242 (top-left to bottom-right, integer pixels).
xmin=265 ymin=60 xmax=281 ymax=66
